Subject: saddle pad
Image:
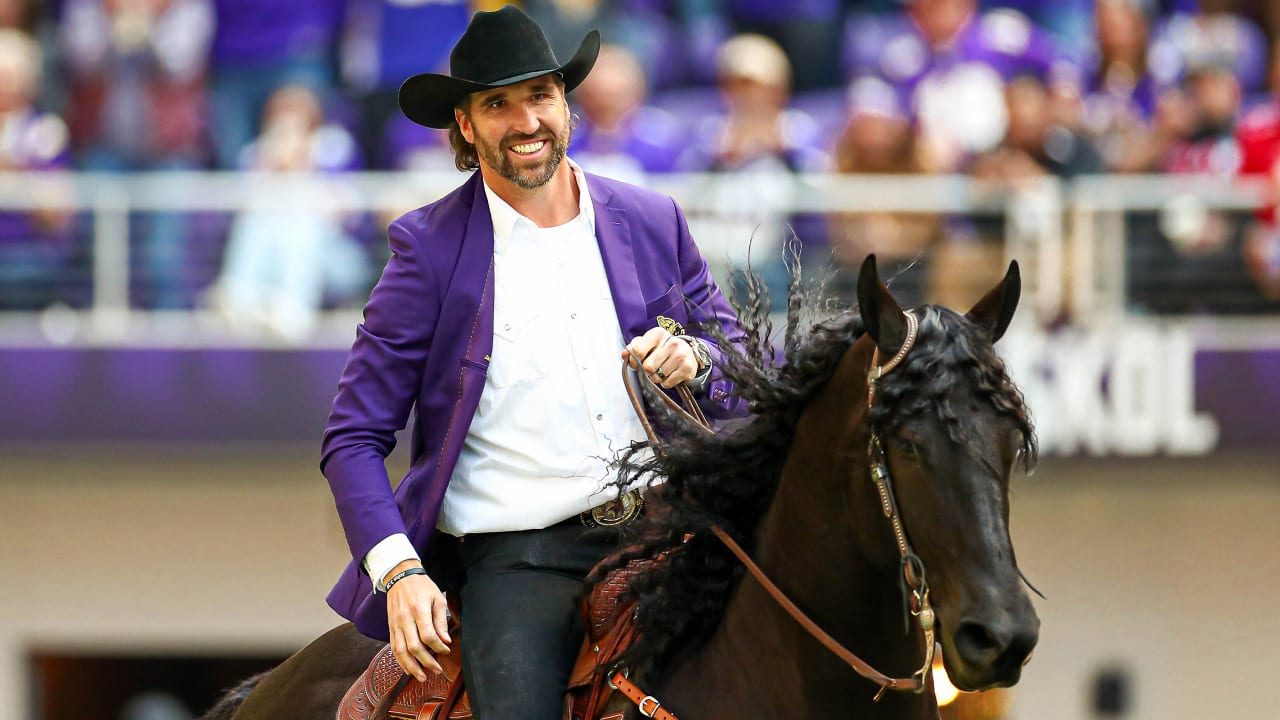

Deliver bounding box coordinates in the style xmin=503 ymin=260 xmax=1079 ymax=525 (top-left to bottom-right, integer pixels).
xmin=336 ymin=644 xmax=471 ymax=720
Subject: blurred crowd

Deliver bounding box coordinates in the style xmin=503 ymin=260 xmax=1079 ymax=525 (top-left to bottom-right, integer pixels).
xmin=4 ymin=0 xmax=1280 ymax=322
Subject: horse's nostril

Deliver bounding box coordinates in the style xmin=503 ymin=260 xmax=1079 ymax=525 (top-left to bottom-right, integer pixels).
xmin=955 ymin=620 xmax=1005 ymax=661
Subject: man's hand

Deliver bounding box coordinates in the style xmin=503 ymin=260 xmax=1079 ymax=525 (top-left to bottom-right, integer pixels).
xmin=623 ymin=327 xmax=699 ymax=389
xmin=384 ymin=560 xmax=451 ymax=682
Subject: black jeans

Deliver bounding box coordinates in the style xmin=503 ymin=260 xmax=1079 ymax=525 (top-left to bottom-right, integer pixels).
xmin=457 ymin=522 xmax=617 ymax=720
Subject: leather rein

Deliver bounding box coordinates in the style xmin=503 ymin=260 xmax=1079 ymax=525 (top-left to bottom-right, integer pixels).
xmin=620 ymin=311 xmax=935 ymax=710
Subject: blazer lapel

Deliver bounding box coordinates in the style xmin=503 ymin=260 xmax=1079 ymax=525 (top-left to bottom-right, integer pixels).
xmin=455 ymin=174 xmax=496 ymax=365
xmin=588 ymin=174 xmax=646 ymax=339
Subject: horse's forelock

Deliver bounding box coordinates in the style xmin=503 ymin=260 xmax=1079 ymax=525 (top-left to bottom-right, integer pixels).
xmin=869 ymin=306 xmax=1037 ymax=467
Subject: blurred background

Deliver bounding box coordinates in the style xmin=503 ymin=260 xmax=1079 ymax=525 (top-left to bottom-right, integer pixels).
xmin=1 ymin=0 xmax=1278 ymax=718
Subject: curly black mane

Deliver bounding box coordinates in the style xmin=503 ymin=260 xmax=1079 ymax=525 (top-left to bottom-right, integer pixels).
xmin=594 ymin=274 xmax=1037 ymax=679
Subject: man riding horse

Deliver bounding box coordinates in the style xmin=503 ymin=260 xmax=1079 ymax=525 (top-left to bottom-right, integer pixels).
xmin=320 ymin=7 xmax=746 ymax=719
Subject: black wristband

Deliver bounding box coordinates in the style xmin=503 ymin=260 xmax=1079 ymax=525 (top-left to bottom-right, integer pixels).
xmin=383 ymin=566 xmax=427 ymax=593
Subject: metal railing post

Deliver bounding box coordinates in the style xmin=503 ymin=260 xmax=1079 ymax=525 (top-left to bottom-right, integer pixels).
xmin=90 ymin=182 xmax=131 ymax=337
xmin=1069 ymin=187 xmax=1096 ymax=322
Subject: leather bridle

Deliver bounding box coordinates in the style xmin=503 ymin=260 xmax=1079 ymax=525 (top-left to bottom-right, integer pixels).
xmin=621 ymin=310 xmax=936 ymax=705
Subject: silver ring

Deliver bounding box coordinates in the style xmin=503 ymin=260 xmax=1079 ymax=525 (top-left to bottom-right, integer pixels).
xmin=655 ymin=367 xmax=666 ymax=380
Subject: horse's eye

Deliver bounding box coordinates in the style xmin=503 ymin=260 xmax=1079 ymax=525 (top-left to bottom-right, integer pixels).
xmin=896 ymin=437 xmax=920 ymax=458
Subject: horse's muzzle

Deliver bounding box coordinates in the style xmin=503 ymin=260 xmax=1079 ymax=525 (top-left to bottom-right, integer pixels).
xmin=946 ymin=612 xmax=1040 ymax=690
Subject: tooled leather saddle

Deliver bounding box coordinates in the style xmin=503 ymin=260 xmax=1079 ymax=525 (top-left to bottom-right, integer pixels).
xmin=336 ymin=559 xmax=646 ymax=720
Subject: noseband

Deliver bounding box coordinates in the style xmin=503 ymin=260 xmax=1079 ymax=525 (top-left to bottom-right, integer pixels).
xmin=621 ymin=310 xmax=938 ymax=705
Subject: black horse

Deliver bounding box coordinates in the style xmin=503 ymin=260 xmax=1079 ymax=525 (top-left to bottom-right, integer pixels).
xmin=207 ymin=255 xmax=1040 ymax=719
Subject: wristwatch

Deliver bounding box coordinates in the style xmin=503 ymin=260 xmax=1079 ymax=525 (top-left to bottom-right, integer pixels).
xmin=679 ymin=335 xmax=713 ymax=376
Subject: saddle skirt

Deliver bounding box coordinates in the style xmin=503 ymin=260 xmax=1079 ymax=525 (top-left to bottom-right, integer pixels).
xmin=336 ymin=558 xmax=648 ymax=720
xmin=336 ymin=631 xmax=470 ymax=720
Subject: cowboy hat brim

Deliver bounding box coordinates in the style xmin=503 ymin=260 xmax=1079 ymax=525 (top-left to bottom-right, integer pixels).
xmin=399 ymin=29 xmax=601 ymax=130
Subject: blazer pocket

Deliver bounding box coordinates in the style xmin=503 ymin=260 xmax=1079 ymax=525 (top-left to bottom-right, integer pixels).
xmin=644 ymin=284 xmax=684 ymax=319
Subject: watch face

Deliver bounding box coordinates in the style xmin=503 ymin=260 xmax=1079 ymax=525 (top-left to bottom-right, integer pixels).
xmin=691 ymin=338 xmax=712 ymax=369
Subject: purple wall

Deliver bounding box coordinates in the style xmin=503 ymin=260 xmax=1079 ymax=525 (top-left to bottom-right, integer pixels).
xmin=0 ymin=346 xmax=1276 ymax=454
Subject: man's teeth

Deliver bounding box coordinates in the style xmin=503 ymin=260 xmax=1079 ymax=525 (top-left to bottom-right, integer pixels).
xmin=510 ymin=141 xmax=545 ymax=154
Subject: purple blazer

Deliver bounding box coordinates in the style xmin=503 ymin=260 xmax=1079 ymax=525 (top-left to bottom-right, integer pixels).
xmin=322 ymin=170 xmax=747 ymax=640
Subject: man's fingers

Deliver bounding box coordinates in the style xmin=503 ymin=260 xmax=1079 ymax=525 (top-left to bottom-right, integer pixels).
xmin=625 ymin=329 xmax=672 ymax=371
xmin=625 ymin=328 xmax=702 ymax=387
xmin=655 ymin=353 xmax=696 ymax=388
xmin=417 ymin=602 xmax=451 ymax=655
xmin=639 ymin=332 xmax=672 ymax=374
xmin=431 ymin=597 xmax=453 ymax=649
xmin=391 ymin=626 xmax=429 ymax=682
xmin=405 ymin=631 xmax=443 ymax=675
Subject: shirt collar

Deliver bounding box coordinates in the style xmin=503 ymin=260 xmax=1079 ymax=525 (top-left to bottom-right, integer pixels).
xmin=482 ymin=158 xmax=595 ymax=252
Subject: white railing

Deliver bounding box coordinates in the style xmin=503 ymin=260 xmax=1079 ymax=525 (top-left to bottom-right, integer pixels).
xmin=0 ymin=171 xmax=1275 ymax=347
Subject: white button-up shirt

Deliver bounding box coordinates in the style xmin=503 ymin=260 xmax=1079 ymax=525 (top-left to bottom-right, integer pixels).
xmin=364 ymin=161 xmax=648 ymax=587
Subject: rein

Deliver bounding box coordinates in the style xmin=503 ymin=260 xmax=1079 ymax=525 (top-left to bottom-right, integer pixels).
xmin=619 ymin=312 xmax=936 ymax=706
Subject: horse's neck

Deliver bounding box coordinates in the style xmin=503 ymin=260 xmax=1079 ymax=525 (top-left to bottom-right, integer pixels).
xmin=655 ymin=366 xmax=937 ymax=718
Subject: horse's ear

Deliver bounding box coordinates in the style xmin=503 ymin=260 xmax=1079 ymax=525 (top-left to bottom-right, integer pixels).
xmin=966 ymin=260 xmax=1021 ymax=343
xmin=857 ymin=254 xmax=907 ymax=354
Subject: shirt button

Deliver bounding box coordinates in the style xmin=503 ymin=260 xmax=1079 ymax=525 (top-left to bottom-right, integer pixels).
xmin=596 ymin=414 xmax=603 ymax=421
xmin=582 ymin=364 xmax=588 ymax=370
xmin=504 ymin=323 xmax=511 ymax=331
xmin=570 ymin=313 xmax=577 ymax=319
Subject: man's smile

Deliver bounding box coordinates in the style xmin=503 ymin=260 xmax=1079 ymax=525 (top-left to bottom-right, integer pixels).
xmin=508 ymin=139 xmax=549 ymax=157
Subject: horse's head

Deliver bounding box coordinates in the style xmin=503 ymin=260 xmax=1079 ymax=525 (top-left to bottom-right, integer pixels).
xmin=852 ymin=255 xmax=1039 ymax=692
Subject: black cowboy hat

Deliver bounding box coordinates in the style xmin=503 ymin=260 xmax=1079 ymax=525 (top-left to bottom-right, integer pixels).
xmin=398 ymin=5 xmax=601 ymax=130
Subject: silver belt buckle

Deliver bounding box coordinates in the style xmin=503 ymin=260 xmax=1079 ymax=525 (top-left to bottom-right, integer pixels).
xmin=583 ymin=490 xmax=643 ymax=527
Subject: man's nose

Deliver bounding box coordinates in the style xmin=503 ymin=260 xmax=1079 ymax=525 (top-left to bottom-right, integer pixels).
xmin=511 ymin=103 xmax=540 ymax=135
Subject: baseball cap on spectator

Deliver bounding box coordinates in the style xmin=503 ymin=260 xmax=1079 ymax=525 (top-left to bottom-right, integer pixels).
xmin=716 ymin=33 xmax=791 ymax=89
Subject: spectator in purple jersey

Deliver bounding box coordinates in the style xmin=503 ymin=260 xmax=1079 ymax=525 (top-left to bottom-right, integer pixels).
xmin=678 ymin=33 xmax=829 ymax=311
xmin=978 ymin=0 xmax=1092 ymax=62
xmin=1080 ymin=0 xmax=1182 ymax=172
xmin=208 ymin=0 xmax=344 ymax=168
xmin=0 ymin=28 xmax=74 ymax=310
xmin=567 ymin=43 xmax=684 ymax=184
xmin=847 ymin=0 xmax=1063 ymax=172
xmin=341 ymin=0 xmax=469 ymax=168
xmin=208 ymin=84 xmax=370 ymax=341
xmin=59 ymin=0 xmax=213 ymax=309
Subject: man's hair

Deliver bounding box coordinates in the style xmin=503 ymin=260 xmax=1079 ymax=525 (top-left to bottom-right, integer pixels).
xmin=448 ymin=102 xmax=480 ymax=172
xmin=446 ymin=75 xmax=568 ymax=172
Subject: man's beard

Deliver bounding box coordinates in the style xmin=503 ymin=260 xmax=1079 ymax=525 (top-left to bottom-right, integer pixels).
xmin=476 ymin=120 xmax=572 ymax=190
